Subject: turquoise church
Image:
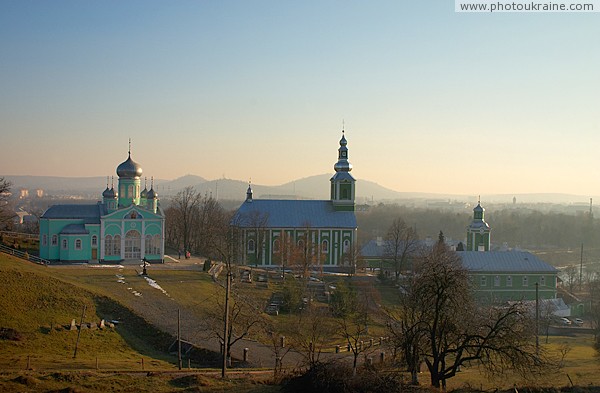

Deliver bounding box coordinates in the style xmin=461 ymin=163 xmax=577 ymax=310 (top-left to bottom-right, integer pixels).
xmin=232 ymin=131 xmax=357 ymax=269
xmin=39 ymin=147 xmax=165 ymax=263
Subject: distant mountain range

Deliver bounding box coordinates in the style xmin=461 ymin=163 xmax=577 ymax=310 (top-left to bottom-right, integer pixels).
xmin=3 ymin=174 xmax=596 ymax=205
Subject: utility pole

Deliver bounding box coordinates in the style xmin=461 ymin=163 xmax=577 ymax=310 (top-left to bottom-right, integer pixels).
xmin=580 ymin=243 xmax=584 ymax=292
xmin=535 ymin=282 xmax=539 ymax=354
xmin=73 ymin=305 xmax=87 ymax=359
xmin=221 ymin=269 xmax=231 ymax=378
xmin=178 ymin=309 xmax=182 ymax=370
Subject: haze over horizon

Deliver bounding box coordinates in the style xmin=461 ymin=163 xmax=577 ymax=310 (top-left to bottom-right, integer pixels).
xmin=1 ymin=2 xmax=598 ymax=196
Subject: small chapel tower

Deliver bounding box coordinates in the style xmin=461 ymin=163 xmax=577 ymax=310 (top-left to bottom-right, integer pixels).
xmin=102 ymin=176 xmax=118 ymax=212
xmin=466 ymin=197 xmax=491 ymax=251
xmin=330 ymin=130 xmax=356 ymax=212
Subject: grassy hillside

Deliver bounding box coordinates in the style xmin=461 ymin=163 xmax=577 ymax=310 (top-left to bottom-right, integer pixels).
xmin=0 ymin=254 xmax=175 ymax=371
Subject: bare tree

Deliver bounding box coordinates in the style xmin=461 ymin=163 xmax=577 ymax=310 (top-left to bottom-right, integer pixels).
xmin=564 ymin=265 xmax=578 ymax=293
xmin=242 ymin=210 xmax=269 ymax=265
xmin=287 ymin=304 xmax=336 ymax=368
xmin=290 ymin=224 xmax=318 ymax=279
xmin=342 ymin=242 xmax=363 ymax=277
xmin=539 ymin=299 xmax=558 ymax=344
xmin=274 ymin=230 xmax=294 ymax=279
xmin=203 ymin=208 xmax=241 ymax=378
xmin=201 ymin=283 xmax=267 ymax=368
xmin=336 ymin=288 xmax=372 ymax=376
xmin=0 ymin=178 xmax=15 ymax=229
xmin=388 ymin=244 xmax=548 ymax=389
xmin=166 ymin=186 xmax=203 ymax=254
xmin=196 ymin=194 xmax=225 ymax=256
xmin=384 ymin=217 xmax=419 ymax=280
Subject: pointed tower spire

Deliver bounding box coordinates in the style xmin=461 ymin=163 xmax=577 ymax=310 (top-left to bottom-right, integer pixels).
xmin=330 ymin=129 xmax=356 ymax=211
xmin=246 ymin=181 xmax=253 ymax=202
xmin=128 ymin=138 xmax=131 ymax=157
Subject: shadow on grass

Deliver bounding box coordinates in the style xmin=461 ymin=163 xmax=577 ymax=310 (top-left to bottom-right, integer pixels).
xmin=93 ymin=295 xmax=221 ymax=368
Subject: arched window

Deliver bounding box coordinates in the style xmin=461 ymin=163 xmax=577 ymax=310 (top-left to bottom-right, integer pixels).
xmin=297 ymin=239 xmax=305 ymax=251
xmin=51 ymin=235 xmax=58 ymax=246
xmin=494 ymin=275 xmax=500 ymax=287
xmin=105 ymin=235 xmax=113 ymax=256
xmin=273 ymin=239 xmax=280 ymax=253
xmin=91 ymin=235 xmax=97 ymax=247
xmin=61 ymin=239 xmax=68 ymax=250
xmin=248 ymin=239 xmax=255 ymax=253
xmin=343 ymin=239 xmax=350 ymax=253
xmin=480 ymin=276 xmax=487 ymax=286
xmin=42 ymin=235 xmax=48 ymax=246
xmin=152 ymin=234 xmax=161 ymax=255
xmin=321 ymin=239 xmax=329 ymax=253
xmin=113 ymin=234 xmax=121 ymax=256
xmin=128 ymin=185 xmax=134 ymax=198
xmin=144 ymin=234 xmax=161 ymax=255
xmin=75 ymin=239 xmax=82 ymax=250
xmin=506 ymin=276 xmax=512 ymax=287
xmin=523 ymin=276 xmax=529 ymax=287
xmin=145 ymin=235 xmax=152 ymax=255
xmin=540 ymin=276 xmax=546 ymax=286
xmin=125 ymin=230 xmax=141 ymax=259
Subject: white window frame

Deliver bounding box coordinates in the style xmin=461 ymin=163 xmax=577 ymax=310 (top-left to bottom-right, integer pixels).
xmin=75 ymin=239 xmax=82 ymax=250
xmin=506 ymin=276 xmax=512 ymax=287
xmin=480 ymin=276 xmax=487 ymax=286
xmin=61 ymin=239 xmax=68 ymax=250
xmin=91 ymin=235 xmax=97 ymax=247
xmin=523 ymin=276 xmax=529 ymax=287
xmin=51 ymin=235 xmax=58 ymax=246
xmin=494 ymin=275 xmax=500 ymax=287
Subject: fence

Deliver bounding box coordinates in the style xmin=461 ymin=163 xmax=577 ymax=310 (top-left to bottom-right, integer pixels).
xmin=0 ymin=243 xmax=49 ymax=266
xmin=0 ymin=230 xmax=39 ymax=240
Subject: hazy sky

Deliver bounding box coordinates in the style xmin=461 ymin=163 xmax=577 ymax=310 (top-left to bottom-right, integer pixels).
xmin=1 ymin=1 xmax=599 ymax=196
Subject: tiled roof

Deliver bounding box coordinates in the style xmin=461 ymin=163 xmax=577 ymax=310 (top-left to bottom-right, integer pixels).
xmin=41 ymin=204 xmax=106 ymax=224
xmin=60 ymin=224 xmax=89 ymax=235
xmin=233 ymin=200 xmax=356 ymax=229
xmin=458 ymin=251 xmax=558 ymax=273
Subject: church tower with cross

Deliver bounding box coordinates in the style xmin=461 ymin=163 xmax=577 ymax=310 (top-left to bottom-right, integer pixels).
xmin=330 ymin=131 xmax=356 ymax=212
xmin=466 ymin=197 xmax=491 ymax=251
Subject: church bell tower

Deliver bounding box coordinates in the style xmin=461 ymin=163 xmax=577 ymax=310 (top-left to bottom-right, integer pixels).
xmin=330 ymin=130 xmax=356 ymax=211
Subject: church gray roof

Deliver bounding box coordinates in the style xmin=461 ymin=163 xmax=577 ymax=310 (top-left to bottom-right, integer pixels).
xmin=233 ymin=200 xmax=357 ymax=229
xmin=457 ymin=251 xmax=558 ymax=273
xmin=41 ymin=204 xmax=107 ymax=224
xmin=60 ymin=224 xmax=90 ymax=235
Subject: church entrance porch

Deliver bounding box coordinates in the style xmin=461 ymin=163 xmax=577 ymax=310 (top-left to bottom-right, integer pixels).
xmin=125 ymin=230 xmax=141 ymax=259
